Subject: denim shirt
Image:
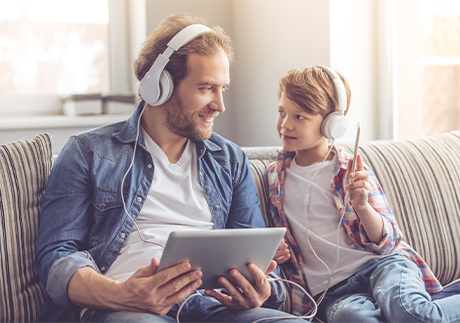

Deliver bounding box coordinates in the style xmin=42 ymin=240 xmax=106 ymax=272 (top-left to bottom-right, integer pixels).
xmin=35 ymin=103 xmax=285 ymax=321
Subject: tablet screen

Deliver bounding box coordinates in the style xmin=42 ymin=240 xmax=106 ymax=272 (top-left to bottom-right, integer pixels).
xmin=157 ymin=227 xmax=286 ymax=290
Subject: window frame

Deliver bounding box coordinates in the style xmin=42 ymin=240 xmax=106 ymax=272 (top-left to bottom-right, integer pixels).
xmin=377 ymin=0 xmax=398 ymax=140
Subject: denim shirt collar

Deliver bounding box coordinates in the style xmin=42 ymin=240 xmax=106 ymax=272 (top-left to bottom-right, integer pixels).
xmin=113 ymin=102 xmax=223 ymax=157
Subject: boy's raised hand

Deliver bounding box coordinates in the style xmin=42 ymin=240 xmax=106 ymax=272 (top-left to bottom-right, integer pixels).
xmin=344 ymin=154 xmax=371 ymax=211
xmin=273 ymin=238 xmax=290 ymax=265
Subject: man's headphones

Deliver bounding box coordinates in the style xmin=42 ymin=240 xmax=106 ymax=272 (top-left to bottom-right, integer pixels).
xmin=315 ymin=65 xmax=348 ymax=140
xmin=139 ymin=24 xmax=212 ymax=106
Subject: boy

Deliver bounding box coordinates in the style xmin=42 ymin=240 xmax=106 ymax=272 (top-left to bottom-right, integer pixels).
xmin=267 ymin=66 xmax=460 ymax=322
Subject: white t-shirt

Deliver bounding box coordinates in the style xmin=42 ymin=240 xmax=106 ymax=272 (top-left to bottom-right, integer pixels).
xmin=283 ymin=154 xmax=383 ymax=296
xmin=104 ymin=130 xmax=214 ymax=282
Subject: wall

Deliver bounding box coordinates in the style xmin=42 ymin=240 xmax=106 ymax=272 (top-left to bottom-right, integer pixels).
xmin=229 ymin=0 xmax=331 ymax=146
xmin=1 ymin=0 xmax=381 ymax=152
xmin=136 ymin=0 xmax=379 ymax=146
xmin=330 ymin=0 xmax=378 ymax=143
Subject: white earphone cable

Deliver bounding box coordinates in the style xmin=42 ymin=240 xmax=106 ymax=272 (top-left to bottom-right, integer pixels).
xmin=120 ymin=103 xmax=165 ymax=249
xmin=300 ymin=140 xmax=349 ymax=312
xmin=175 ymin=278 xmax=318 ymax=323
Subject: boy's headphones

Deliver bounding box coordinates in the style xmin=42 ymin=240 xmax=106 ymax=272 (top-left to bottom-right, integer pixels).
xmin=139 ymin=24 xmax=212 ymax=106
xmin=315 ymin=65 xmax=348 ymax=140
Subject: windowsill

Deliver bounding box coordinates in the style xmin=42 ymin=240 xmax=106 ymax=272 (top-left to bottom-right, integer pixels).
xmin=0 ymin=114 xmax=131 ymax=130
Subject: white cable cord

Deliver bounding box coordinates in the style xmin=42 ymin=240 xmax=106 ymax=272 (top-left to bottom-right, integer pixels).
xmin=300 ymin=140 xmax=348 ymax=311
xmin=176 ymin=291 xmax=202 ymax=323
xmin=175 ymin=279 xmax=318 ymax=323
xmin=120 ymin=103 xmax=164 ymax=248
xmin=251 ymin=278 xmax=318 ymax=323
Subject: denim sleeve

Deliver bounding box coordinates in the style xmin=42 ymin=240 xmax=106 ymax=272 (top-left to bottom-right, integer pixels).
xmin=225 ymin=152 xmax=266 ymax=229
xmin=225 ymin=152 xmax=286 ymax=307
xmin=36 ymin=137 xmax=96 ymax=309
xmin=263 ymin=269 xmax=287 ymax=309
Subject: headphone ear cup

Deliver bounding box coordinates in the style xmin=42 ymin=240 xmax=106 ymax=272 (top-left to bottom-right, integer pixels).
xmin=151 ymin=70 xmax=174 ymax=106
xmin=321 ymin=112 xmax=348 ymax=140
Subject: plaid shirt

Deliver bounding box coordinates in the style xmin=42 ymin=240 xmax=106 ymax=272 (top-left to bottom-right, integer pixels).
xmin=266 ymin=146 xmax=442 ymax=316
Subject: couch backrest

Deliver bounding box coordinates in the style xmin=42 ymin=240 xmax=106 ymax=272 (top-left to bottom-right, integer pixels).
xmin=244 ymin=130 xmax=460 ymax=288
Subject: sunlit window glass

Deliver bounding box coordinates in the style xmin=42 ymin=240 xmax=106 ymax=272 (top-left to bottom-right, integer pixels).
xmin=0 ymin=0 xmax=109 ymax=95
xmin=397 ymin=0 xmax=460 ymax=139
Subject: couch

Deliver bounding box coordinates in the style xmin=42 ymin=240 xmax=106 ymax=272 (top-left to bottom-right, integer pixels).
xmin=2 ymin=131 xmax=460 ymax=322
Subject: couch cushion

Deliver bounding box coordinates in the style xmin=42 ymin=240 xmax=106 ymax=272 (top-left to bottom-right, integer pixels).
xmin=0 ymin=134 xmax=52 ymax=323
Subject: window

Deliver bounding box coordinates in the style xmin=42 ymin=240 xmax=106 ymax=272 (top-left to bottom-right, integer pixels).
xmin=395 ymin=0 xmax=460 ymax=140
xmin=0 ymin=0 xmax=129 ymax=118
xmin=0 ymin=0 xmax=109 ymax=95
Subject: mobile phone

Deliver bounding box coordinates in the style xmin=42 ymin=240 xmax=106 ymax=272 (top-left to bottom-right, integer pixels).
xmin=344 ymin=122 xmax=360 ymax=206
xmin=350 ymin=122 xmax=361 ymax=179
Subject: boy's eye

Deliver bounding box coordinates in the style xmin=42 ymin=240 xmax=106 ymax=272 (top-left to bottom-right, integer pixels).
xmin=296 ymin=115 xmax=306 ymax=120
xmin=278 ymin=110 xmax=285 ymax=116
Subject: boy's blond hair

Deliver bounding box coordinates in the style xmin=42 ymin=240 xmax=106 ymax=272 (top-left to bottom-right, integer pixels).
xmin=278 ymin=66 xmax=351 ymax=117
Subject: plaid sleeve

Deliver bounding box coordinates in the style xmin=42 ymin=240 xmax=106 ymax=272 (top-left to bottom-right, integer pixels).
xmin=362 ymin=167 xmax=404 ymax=254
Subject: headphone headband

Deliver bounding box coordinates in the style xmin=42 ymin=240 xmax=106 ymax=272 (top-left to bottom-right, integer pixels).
xmin=315 ymin=65 xmax=349 ymax=139
xmin=139 ymin=24 xmax=213 ymax=106
xmin=315 ymin=65 xmax=347 ymax=115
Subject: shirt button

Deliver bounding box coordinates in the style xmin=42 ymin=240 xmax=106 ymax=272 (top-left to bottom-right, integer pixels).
xmin=101 ymin=267 xmax=106 ymax=272
xmin=120 ymin=233 xmax=126 ymax=239
xmin=99 ymin=203 xmax=105 ymax=209
xmin=137 ymin=197 xmax=142 ymax=202
xmin=213 ymin=205 xmax=219 ymax=211
xmin=148 ymin=164 xmax=152 ymax=169
xmin=200 ymin=172 xmax=203 ymax=176
xmin=200 ymin=149 xmax=204 ymax=154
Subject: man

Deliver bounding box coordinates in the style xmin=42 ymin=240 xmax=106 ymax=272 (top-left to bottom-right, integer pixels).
xmin=35 ymin=13 xmax=303 ymax=323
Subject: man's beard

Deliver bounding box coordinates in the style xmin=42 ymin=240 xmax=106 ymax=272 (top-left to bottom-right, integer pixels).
xmin=164 ymin=94 xmax=218 ymax=142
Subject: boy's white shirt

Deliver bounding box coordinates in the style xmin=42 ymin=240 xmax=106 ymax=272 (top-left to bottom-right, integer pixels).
xmin=283 ymin=153 xmax=383 ymax=296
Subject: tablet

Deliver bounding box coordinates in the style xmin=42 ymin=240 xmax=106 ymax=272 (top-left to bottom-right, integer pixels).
xmin=157 ymin=227 xmax=287 ymax=290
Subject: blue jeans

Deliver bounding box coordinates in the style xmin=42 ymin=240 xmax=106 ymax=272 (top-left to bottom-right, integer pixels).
xmin=317 ymin=254 xmax=460 ymax=322
xmin=81 ymin=291 xmax=305 ymax=323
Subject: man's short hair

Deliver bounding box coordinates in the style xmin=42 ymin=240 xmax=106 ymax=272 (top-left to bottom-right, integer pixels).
xmin=278 ymin=66 xmax=351 ymax=117
xmin=134 ymin=13 xmax=234 ymax=96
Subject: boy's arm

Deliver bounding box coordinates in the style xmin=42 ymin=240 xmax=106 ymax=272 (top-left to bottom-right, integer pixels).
xmin=344 ymin=154 xmax=390 ymax=245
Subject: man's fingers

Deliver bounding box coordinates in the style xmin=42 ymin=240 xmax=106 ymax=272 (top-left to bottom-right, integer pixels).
xmin=132 ymin=257 xmax=161 ymax=279
xmin=265 ymin=260 xmax=277 ymax=276
xmin=150 ymin=257 xmax=160 ymax=274
xmin=163 ymin=277 xmax=203 ymax=306
xmin=216 ymin=274 xmax=245 ymax=304
xmin=204 ymin=289 xmax=234 ymax=307
xmin=157 ymin=269 xmax=202 ymax=296
xmin=148 ymin=262 xmax=193 ymax=289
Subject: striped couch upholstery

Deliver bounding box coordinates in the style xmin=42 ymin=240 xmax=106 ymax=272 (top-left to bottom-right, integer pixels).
xmin=0 ymin=134 xmax=52 ymax=323
xmin=1 ymin=131 xmax=460 ymax=321
xmin=243 ymin=130 xmax=460 ymax=313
